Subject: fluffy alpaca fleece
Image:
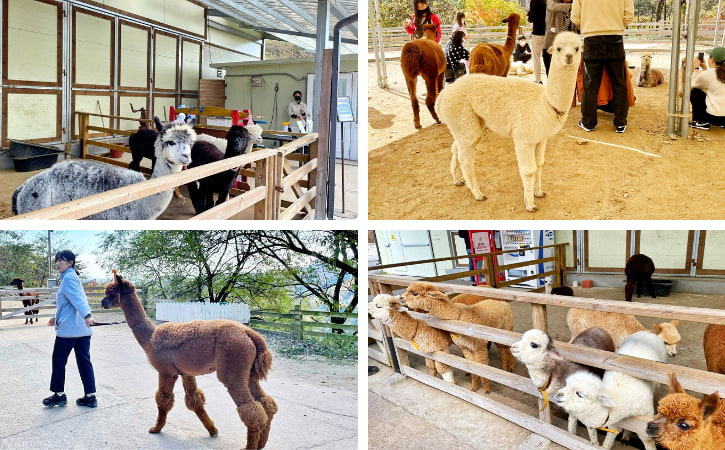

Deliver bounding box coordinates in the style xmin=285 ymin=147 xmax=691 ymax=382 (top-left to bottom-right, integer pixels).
xmin=469 ymin=13 xmax=520 ymax=76
xmin=508 ymin=61 xmax=534 ymax=77
xmin=554 ymin=331 xmax=668 ymax=450
xmin=195 ymin=123 xmax=264 ymax=155
xmin=637 ymin=53 xmax=664 ymax=87
xmin=437 ymin=32 xmax=582 ymax=212
xmin=704 ymin=324 xmax=725 ymax=374
xmin=400 ymin=24 xmax=446 ymax=128
xmin=567 ymin=308 xmax=681 ymax=356
xmin=646 ymin=374 xmax=725 ymax=450
xmin=368 ymin=294 xmax=455 ymax=383
xmin=400 ymin=282 xmax=514 ymax=393
xmin=512 ymin=328 xmax=614 ymax=444
xmin=12 ymin=118 xmax=195 ymax=220
xmin=450 ymin=293 xmax=498 ymax=305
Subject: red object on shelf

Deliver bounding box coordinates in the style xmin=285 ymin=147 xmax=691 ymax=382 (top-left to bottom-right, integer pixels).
xmin=581 ymin=280 xmax=593 ymax=288
xmin=468 ymin=230 xmax=506 ymax=286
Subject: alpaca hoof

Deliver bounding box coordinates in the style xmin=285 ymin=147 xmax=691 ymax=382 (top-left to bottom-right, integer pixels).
xmin=526 ymin=205 xmax=538 ymax=212
xmin=208 ymin=427 xmax=218 ymax=437
xmin=535 ymin=192 xmax=546 ymax=198
xmin=414 ymin=123 xmax=422 ymax=129
xmin=474 ymin=194 xmax=486 ymax=201
xmin=482 ymin=386 xmax=491 ymax=394
xmin=454 ymin=180 xmax=464 ymax=186
xmin=148 ymin=427 xmax=162 ymax=434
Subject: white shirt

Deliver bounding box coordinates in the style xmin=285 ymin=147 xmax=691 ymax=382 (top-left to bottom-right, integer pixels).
xmin=692 ymin=68 xmax=725 ymax=117
xmin=288 ymin=101 xmax=309 ymax=120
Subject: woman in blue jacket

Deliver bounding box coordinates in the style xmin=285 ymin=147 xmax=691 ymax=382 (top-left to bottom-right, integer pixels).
xmin=43 ymin=250 xmax=97 ymax=408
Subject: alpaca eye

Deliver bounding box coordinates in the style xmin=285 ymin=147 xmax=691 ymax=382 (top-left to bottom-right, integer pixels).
xmin=412 ymin=291 xmax=418 ymax=296
xmin=166 ymin=141 xmax=176 ymax=146
xmin=557 ymin=47 xmax=561 ymax=52
xmin=677 ymin=421 xmax=690 ymax=431
xmin=530 ymin=342 xmax=539 ymax=348
xmin=575 ymin=47 xmax=580 ymax=52
xmin=576 ymin=391 xmax=585 ymax=399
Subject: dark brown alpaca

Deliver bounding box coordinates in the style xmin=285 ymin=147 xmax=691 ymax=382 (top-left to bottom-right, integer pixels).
xmin=10 ymin=277 xmax=39 ymax=324
xmin=470 ymin=13 xmax=520 ymax=76
xmin=101 ymin=271 xmax=277 ymax=449
xmin=400 ymin=24 xmax=446 ymax=128
xmin=625 ymin=254 xmax=656 ymax=302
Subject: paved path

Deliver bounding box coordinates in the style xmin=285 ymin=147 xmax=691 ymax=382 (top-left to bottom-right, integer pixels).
xmin=0 ymin=314 xmax=357 ymax=449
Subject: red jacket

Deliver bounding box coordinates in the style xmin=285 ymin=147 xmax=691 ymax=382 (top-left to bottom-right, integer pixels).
xmin=405 ymin=13 xmax=442 ymax=43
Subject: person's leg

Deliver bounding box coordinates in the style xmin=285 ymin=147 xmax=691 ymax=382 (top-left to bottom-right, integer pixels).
xmin=467 ymin=248 xmax=476 ymax=285
xmin=50 ymin=337 xmax=75 ymax=393
xmin=521 ymin=54 xmax=532 ymax=64
xmin=542 ymin=48 xmax=552 ymax=76
xmin=531 ymin=35 xmax=544 ymax=83
xmin=581 ymin=37 xmax=606 ymax=129
xmin=690 ymin=88 xmax=709 ymax=123
xmin=603 ymin=37 xmax=629 ymax=128
xmin=73 ymin=336 xmax=96 ymax=396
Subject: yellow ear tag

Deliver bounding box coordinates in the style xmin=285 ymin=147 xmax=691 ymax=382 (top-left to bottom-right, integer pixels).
xmin=412 ymin=341 xmax=420 ymax=351
xmin=597 ymin=427 xmax=619 ymax=434
xmin=451 ymin=333 xmax=458 ymax=339
xmin=539 ymin=390 xmax=549 ymax=412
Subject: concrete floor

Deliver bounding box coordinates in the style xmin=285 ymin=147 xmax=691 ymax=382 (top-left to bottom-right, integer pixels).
xmin=0 ymin=311 xmax=357 ymax=449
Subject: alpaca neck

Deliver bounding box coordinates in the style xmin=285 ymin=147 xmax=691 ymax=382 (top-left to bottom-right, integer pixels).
xmin=428 ymin=299 xmax=461 ymax=320
xmin=120 ymin=292 xmax=156 ymax=351
xmin=144 ymin=156 xmax=181 ymax=215
xmin=503 ymin=20 xmax=519 ymax=54
xmin=544 ymin=64 xmax=578 ymax=119
xmin=387 ymin=310 xmax=418 ymax=341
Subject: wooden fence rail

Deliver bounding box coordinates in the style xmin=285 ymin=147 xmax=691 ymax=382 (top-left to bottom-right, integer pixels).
xmin=367 ymin=273 xmax=725 ymax=449
xmin=7 ymin=112 xmax=321 ymax=220
xmin=250 ymin=307 xmax=357 ymax=340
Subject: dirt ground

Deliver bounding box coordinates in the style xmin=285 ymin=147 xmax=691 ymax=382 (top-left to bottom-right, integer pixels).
xmin=368 ymin=286 xmax=721 ymax=449
xmin=368 ymin=52 xmax=725 ymax=220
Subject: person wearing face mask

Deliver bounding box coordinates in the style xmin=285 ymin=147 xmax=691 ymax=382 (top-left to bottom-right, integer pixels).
xmin=288 ymin=90 xmax=313 ymax=133
xmin=403 ymin=0 xmax=442 ymax=44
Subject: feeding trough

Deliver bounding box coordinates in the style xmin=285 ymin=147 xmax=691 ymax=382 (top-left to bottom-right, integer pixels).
xmin=645 ymin=279 xmax=677 ymax=297
xmin=7 ymin=140 xmax=64 ymax=172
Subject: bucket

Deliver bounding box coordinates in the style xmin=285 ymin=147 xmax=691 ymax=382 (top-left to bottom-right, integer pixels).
xmin=581 ymin=280 xmax=593 ymax=288
xmin=109 ymin=148 xmax=124 ymax=158
xmin=282 ymin=122 xmax=290 ymax=132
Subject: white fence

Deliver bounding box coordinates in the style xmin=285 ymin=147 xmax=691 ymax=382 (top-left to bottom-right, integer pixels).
xmin=155 ymin=302 xmax=251 ymax=324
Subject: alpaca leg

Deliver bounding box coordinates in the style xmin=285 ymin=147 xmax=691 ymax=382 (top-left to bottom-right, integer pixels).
xmin=495 ymin=343 xmax=514 ymax=372
xmin=601 ymin=427 xmax=621 ymax=449
xmin=586 ymin=426 xmax=599 ymax=445
xmin=149 ymin=373 xmax=178 ymax=434
xmin=187 ymin=182 xmax=203 ymax=214
xmin=567 ymin=414 xmax=577 ymax=434
xmin=647 ymin=276 xmax=656 ymax=298
xmin=217 ymin=359 xmax=268 ymax=449
xmin=450 ymin=141 xmax=464 ymax=186
xmin=459 ymin=348 xmax=479 ymax=391
xmin=249 ymin=377 xmax=277 ymax=449
xmin=424 ymin=358 xmax=437 ymax=377
xmin=474 ymin=348 xmax=491 ymax=394
xmin=513 ymin=140 xmax=538 ymax=212
xmin=433 ymin=360 xmax=451 ymax=380
xmin=423 ymin=77 xmax=441 ymax=124
xmin=625 ymin=279 xmax=635 ymax=301
xmin=533 ymin=140 xmax=547 ymax=198
xmin=405 ymin=77 xmax=421 ymax=129
xmin=216 ymin=189 xmax=230 ymax=206
xmin=181 ymin=376 xmax=218 ymax=437
xmin=457 ymin=140 xmax=485 ymax=201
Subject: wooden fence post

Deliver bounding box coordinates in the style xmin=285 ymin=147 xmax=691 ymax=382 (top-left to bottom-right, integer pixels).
xmin=271 ymin=152 xmax=283 ymax=220
xmin=377 ymin=282 xmax=407 ymax=371
xmin=292 ymin=306 xmax=303 ymax=339
xmin=254 ymin=158 xmax=269 ymax=220
xmin=531 ymin=299 xmax=551 ymax=422
xmin=557 ymin=244 xmax=568 ymax=287
xmin=484 ymin=253 xmax=497 ymax=288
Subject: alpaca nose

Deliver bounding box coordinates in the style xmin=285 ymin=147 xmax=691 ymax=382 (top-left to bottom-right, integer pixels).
xmin=645 ymin=421 xmax=660 ymax=437
xmin=565 ymin=54 xmax=574 ymax=65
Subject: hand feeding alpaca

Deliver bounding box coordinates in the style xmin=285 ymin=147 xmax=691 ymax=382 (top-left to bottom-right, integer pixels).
xmin=368 ymin=294 xmax=455 ymax=383
xmin=553 ymin=331 xmax=668 ymax=450
xmin=646 ymin=373 xmax=725 ymax=450
xmin=101 ymin=271 xmax=276 ymax=450
xmin=13 ymin=117 xmax=196 ymax=220
xmin=400 ymin=24 xmax=446 ymax=129
xmin=10 ymin=277 xmax=40 ymax=325
xmin=186 ymin=125 xmax=252 ymax=214
xmin=512 ymin=328 xmax=615 ymax=444
xmin=400 ymin=282 xmax=515 ymax=394
xmin=469 ymin=13 xmax=520 ymax=76
xmin=436 ymin=32 xmax=582 ymax=212
xmin=637 ymin=53 xmax=664 ymax=88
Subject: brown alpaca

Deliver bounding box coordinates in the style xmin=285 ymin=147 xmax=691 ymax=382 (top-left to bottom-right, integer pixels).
xmin=400 ymin=24 xmax=446 ymax=129
xmin=10 ymin=277 xmax=39 ymax=325
xmin=646 ymin=373 xmax=725 ymax=450
xmin=101 ymin=271 xmax=277 ymax=450
xmin=401 ymin=282 xmax=515 ymax=394
xmin=637 ymin=53 xmax=664 ymax=88
xmin=704 ymin=324 xmax=725 ymax=374
xmin=451 ymin=293 xmax=496 ymax=305
xmin=469 ymin=13 xmax=520 ymax=76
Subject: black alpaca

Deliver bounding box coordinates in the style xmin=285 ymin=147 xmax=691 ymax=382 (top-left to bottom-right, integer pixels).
xmin=186 ymin=125 xmax=251 ymax=214
xmin=10 ymin=277 xmax=39 ymax=324
xmin=625 ymin=254 xmax=656 ymax=302
xmin=128 ymin=119 xmax=163 ymax=172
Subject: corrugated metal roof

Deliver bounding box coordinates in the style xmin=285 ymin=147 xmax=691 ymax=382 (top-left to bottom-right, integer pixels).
xmin=197 ymin=0 xmax=358 ymax=53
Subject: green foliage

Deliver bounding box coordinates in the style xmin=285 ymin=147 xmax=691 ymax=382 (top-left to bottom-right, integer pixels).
xmin=463 ymin=0 xmax=527 ymax=25
xmin=0 ymin=230 xmax=80 ymax=287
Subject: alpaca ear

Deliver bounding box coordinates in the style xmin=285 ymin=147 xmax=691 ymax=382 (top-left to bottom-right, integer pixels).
xmin=669 ymin=373 xmax=685 ymax=394
xmin=547 ymin=47 xmax=554 ymax=55
xmin=186 ymin=116 xmax=197 ymax=128
xmin=652 ymin=323 xmax=663 ymax=334
xmin=598 ymin=393 xmax=616 ymax=408
xmin=670 ymin=319 xmax=679 ymax=327
xmin=701 ymin=392 xmax=720 ymax=421
xmin=154 ymin=116 xmax=163 ymax=132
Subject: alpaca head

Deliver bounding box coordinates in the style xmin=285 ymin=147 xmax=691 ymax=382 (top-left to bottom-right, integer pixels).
xmin=503 ymin=13 xmax=520 ymax=27
xmin=400 ymin=282 xmax=450 ymax=313
xmin=368 ymin=294 xmax=404 ymax=323
xmin=652 ymin=320 xmax=681 ymax=357
xmin=245 ymin=123 xmax=265 ymax=146
xmin=225 ymin=125 xmax=252 ymax=156
xmin=510 ymin=329 xmax=558 ymax=366
xmin=646 ymin=373 xmax=722 ymax=448
xmin=553 ymin=371 xmax=610 ymax=427
xmin=547 ymin=32 xmax=582 ymax=70
xmin=152 ymin=116 xmax=197 ymax=169
xmin=101 ymin=270 xmax=136 ymax=309
xmin=421 ymin=24 xmax=437 ymax=40
xmin=10 ymin=277 xmax=24 ymax=288
xmin=641 ymin=53 xmax=653 ymax=69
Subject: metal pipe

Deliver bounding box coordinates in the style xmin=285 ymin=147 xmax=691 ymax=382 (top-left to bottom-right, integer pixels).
xmin=370 ymin=0 xmax=389 ymax=88
xmin=326 ymin=13 xmax=358 ymax=220
xmin=680 ymin=0 xmax=702 ymax=138
xmin=667 ymin=0 xmax=684 ymax=135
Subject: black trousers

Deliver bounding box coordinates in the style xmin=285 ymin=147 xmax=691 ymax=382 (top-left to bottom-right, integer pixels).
xmin=50 ymin=336 xmax=96 ymax=395
xmin=514 ymin=53 xmax=532 ymax=64
xmin=542 ymin=49 xmax=552 ymax=75
xmin=690 ymin=88 xmax=725 ymax=126
xmin=581 ymin=35 xmax=629 ymax=128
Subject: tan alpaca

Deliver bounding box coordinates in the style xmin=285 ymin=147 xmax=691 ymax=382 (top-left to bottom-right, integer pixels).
xmin=637 ymin=53 xmax=664 ymax=87
xmin=451 ymin=293 xmax=498 ymax=305
xmin=368 ymin=294 xmax=455 ymax=382
xmin=102 ymin=271 xmax=276 ymax=450
xmin=401 ymin=282 xmax=515 ymax=394
xmin=400 ymin=24 xmax=446 ymax=129
xmin=567 ymin=308 xmax=681 ymax=356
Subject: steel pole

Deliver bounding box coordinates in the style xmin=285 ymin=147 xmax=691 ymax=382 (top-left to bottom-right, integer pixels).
xmin=680 ymin=0 xmax=702 ymax=138
xmin=667 ymin=0 xmax=684 ymax=135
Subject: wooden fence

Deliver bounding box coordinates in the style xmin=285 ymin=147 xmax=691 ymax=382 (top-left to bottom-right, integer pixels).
xmin=8 ymin=112 xmax=322 ymax=220
xmin=367 ymin=266 xmax=725 ymax=448
xmin=251 ymin=307 xmax=358 ymax=340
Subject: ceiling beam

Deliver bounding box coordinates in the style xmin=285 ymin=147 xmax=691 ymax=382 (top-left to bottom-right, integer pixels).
xmin=228 ymin=24 xmax=358 ymax=46
xmin=330 ymin=1 xmax=358 ymax=37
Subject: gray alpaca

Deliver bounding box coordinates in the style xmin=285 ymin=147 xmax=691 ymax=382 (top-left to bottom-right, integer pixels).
xmin=12 ymin=117 xmax=196 ymax=220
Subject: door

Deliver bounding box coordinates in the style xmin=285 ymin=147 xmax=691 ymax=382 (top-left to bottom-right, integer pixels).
xmin=306 ymin=72 xmax=358 ymax=161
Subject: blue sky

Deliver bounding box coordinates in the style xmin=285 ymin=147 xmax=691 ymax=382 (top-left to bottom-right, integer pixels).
xmin=20 ymin=230 xmax=108 ymax=280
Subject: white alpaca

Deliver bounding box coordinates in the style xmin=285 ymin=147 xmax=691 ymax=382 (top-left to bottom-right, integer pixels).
xmin=13 ymin=118 xmax=196 ymax=220
xmin=436 ymin=31 xmax=582 ymax=212
xmin=553 ymin=331 xmax=668 ymax=449
xmin=195 ymin=123 xmax=264 ymax=155
xmin=508 ymin=61 xmax=534 ymax=77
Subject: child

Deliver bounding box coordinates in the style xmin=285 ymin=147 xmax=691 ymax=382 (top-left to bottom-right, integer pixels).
xmin=513 ymin=36 xmax=532 ymax=64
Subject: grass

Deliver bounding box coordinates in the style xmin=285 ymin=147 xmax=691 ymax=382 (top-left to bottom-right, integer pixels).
xmin=256 ymin=329 xmax=357 ymax=362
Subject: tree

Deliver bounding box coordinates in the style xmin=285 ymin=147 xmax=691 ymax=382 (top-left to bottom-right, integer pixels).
xmin=0 ymin=230 xmax=77 ymax=287
xmin=463 ymin=0 xmax=527 ymax=25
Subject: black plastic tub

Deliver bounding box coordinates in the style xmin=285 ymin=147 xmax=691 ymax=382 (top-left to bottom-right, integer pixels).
xmin=644 ymin=279 xmax=677 ymax=297
xmin=8 ymin=140 xmax=63 ymax=172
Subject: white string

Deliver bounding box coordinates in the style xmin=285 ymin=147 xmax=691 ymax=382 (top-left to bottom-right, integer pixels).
xmin=563 ymin=135 xmax=662 ymax=158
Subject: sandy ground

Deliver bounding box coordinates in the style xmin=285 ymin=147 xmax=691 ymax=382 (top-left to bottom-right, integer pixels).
xmin=0 ymin=310 xmax=357 ymax=449
xmin=368 ymin=286 xmax=722 ymax=449
xmin=368 ymin=52 xmax=725 ymax=220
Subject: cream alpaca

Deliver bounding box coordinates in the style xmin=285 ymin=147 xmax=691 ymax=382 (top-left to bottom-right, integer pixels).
xmin=637 ymin=53 xmax=664 ymax=87
xmin=368 ymin=294 xmax=455 ymax=383
xmin=436 ymin=32 xmax=582 ymax=212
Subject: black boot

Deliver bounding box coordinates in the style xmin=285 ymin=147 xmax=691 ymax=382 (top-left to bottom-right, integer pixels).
xmin=76 ymin=395 xmax=97 ymax=408
xmin=43 ymin=393 xmax=67 ymax=407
